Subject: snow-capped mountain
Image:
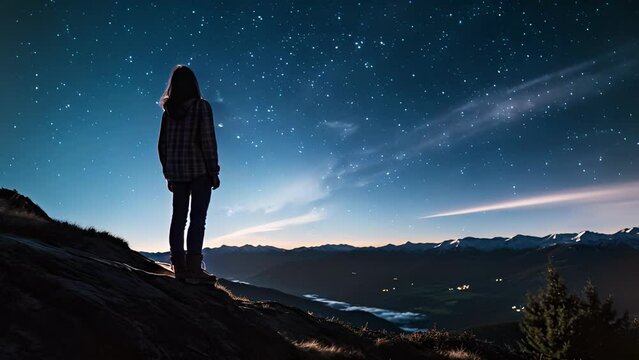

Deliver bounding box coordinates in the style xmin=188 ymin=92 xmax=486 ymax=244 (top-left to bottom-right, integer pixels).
xmin=614 ymin=227 xmax=639 ymax=238
xmin=428 ymin=228 xmax=639 ymax=251
xmin=434 ymin=237 xmax=508 ymax=251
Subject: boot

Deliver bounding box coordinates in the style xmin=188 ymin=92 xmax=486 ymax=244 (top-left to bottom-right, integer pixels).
xmin=170 ymin=254 xmax=187 ymax=281
xmin=185 ymin=253 xmax=217 ymax=285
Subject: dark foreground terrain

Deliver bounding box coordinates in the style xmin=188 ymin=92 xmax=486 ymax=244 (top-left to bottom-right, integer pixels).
xmin=0 ymin=188 xmax=519 ymax=360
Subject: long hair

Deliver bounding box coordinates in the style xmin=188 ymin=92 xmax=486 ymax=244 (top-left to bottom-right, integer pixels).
xmin=159 ymin=65 xmax=202 ymax=110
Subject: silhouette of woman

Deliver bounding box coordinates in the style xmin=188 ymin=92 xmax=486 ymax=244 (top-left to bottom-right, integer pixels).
xmin=158 ymin=65 xmax=220 ymax=284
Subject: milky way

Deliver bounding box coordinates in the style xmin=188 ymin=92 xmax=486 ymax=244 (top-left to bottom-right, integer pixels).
xmin=2 ymin=1 xmax=638 ymax=250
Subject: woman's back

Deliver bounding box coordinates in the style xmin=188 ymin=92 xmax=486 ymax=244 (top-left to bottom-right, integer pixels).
xmin=158 ymin=98 xmax=220 ymax=182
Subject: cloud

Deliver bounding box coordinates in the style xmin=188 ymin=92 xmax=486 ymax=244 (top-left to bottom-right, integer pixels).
xmin=321 ymin=120 xmax=359 ymax=138
xmin=220 ymin=174 xmax=331 ymax=245
xmin=213 ymin=209 xmax=326 ymax=241
xmin=422 ymin=181 xmax=639 ymax=219
xmin=226 ymin=175 xmax=330 ymax=215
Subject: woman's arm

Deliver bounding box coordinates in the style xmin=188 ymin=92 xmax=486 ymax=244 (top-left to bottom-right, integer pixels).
xmin=199 ymin=100 xmax=221 ymax=177
xmin=158 ymin=111 xmax=167 ymax=173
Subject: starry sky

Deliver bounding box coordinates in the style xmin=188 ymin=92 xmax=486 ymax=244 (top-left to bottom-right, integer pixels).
xmin=2 ymin=1 xmax=639 ymax=251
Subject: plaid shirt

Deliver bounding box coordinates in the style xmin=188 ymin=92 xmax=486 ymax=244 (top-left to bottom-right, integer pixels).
xmin=158 ymin=98 xmax=220 ymax=182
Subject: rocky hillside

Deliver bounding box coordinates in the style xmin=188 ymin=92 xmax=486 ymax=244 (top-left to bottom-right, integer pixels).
xmin=0 ymin=188 xmax=519 ymax=360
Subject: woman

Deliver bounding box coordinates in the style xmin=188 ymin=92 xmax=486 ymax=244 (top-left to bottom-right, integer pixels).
xmin=158 ymin=65 xmax=220 ymax=285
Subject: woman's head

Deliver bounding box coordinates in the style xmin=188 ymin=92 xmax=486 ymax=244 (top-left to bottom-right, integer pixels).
xmin=159 ymin=65 xmax=202 ymax=110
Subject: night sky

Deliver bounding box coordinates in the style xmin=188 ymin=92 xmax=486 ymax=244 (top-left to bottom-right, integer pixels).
xmin=2 ymin=1 xmax=638 ymax=251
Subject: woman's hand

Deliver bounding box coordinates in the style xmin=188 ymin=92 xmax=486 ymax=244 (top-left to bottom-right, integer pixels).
xmin=211 ymin=175 xmax=220 ymax=190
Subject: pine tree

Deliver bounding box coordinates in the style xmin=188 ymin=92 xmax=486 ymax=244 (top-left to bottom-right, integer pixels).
xmin=574 ymin=281 xmax=633 ymax=359
xmin=574 ymin=281 xmax=610 ymax=357
xmin=519 ymin=265 xmax=639 ymax=359
xmin=519 ymin=265 xmax=580 ymax=359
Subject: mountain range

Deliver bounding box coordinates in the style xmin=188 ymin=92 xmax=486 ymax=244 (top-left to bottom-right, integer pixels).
xmin=144 ymin=227 xmax=639 ymax=333
xmin=184 ymin=228 xmax=639 ymax=254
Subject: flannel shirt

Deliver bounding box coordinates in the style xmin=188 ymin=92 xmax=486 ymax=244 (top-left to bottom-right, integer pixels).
xmin=158 ymin=98 xmax=220 ymax=182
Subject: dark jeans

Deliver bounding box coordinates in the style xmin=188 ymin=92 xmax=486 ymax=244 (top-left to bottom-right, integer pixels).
xmin=169 ymin=173 xmax=212 ymax=256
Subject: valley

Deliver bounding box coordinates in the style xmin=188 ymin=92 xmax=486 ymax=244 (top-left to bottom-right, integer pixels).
xmin=144 ymin=229 xmax=639 ymax=331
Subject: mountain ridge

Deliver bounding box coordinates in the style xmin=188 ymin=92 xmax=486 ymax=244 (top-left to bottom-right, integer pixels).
xmin=142 ymin=228 xmax=639 ymax=255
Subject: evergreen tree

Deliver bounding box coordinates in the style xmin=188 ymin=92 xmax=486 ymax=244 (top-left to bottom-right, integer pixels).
xmin=519 ymin=265 xmax=580 ymax=359
xmin=520 ymin=265 xmax=639 ymax=359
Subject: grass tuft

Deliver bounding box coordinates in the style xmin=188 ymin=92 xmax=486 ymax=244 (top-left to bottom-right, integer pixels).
xmin=294 ymin=340 xmax=364 ymax=359
xmin=441 ymin=348 xmax=482 ymax=360
xmin=215 ymin=283 xmax=250 ymax=302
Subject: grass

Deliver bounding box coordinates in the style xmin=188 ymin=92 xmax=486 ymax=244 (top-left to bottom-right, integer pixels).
xmin=0 ymin=188 xmax=129 ymax=250
xmin=364 ymin=329 xmax=523 ymax=360
xmin=294 ymin=340 xmax=365 ymax=359
xmin=0 ymin=210 xmax=129 ymax=250
xmin=215 ymin=283 xmax=250 ymax=302
xmin=441 ymin=348 xmax=482 ymax=360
